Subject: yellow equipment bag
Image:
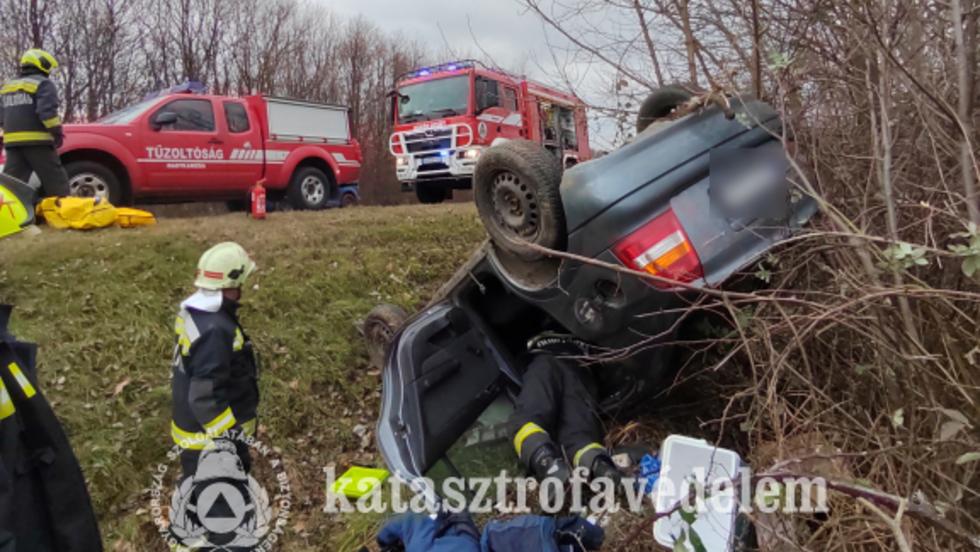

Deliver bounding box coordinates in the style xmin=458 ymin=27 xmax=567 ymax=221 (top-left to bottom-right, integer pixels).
xmin=39 ymin=197 xmax=117 ymax=230
xmin=114 ymin=207 xmax=156 ymax=228
xmin=37 ymin=197 xmax=156 ymax=230
xmin=0 ymin=174 xmax=35 ymax=239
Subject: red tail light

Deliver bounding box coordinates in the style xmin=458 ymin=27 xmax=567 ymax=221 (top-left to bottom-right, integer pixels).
xmin=612 ymin=209 xmax=703 ymax=288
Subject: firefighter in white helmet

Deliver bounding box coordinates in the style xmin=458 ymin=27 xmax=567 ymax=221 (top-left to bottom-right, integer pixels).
xmin=170 ymin=242 xmax=258 ymax=479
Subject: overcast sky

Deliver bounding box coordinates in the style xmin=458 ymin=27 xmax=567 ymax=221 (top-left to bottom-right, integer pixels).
xmin=320 ymin=0 xmax=619 ymax=148
xmin=325 ymin=1 xmax=554 ymax=76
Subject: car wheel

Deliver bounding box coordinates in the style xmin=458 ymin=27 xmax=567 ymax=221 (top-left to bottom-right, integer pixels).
xmin=363 ymin=303 xmax=409 ymax=368
xmin=636 ymin=85 xmax=694 ymax=134
xmin=473 ymin=139 xmax=565 ymax=261
xmin=64 ymin=160 xmax=123 ymax=204
xmin=341 ymin=192 xmax=358 ymax=207
xmin=416 ymin=182 xmax=447 ymax=204
xmin=287 ymin=166 xmax=331 ymax=210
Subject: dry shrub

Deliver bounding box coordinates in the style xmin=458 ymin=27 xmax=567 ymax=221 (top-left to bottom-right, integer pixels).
xmin=684 ymin=2 xmax=980 ymax=549
xmin=524 ymin=0 xmax=980 ymax=548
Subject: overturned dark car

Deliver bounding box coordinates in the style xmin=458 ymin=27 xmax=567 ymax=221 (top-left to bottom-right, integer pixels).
xmin=366 ymin=89 xmax=816 ymax=503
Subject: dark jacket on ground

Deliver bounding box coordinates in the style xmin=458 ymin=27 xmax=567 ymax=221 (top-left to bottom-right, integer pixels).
xmin=0 ymin=304 xmax=103 ymax=552
xmin=171 ymin=290 xmax=258 ymax=453
xmin=0 ymin=68 xmax=63 ymax=148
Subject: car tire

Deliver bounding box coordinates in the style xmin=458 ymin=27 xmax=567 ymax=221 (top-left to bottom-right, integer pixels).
xmin=287 ymin=166 xmax=331 ymax=210
xmin=64 ymin=160 xmax=123 ymax=205
xmin=363 ymin=303 xmax=409 ymax=368
xmin=636 ymin=85 xmax=694 ymax=134
xmin=416 ymin=182 xmax=447 ymax=204
xmin=473 ymin=139 xmax=565 ymax=261
xmin=341 ymin=192 xmax=358 ymax=207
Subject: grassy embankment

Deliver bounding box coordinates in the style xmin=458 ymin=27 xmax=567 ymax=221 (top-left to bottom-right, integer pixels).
xmin=0 ymin=204 xmax=485 ymax=550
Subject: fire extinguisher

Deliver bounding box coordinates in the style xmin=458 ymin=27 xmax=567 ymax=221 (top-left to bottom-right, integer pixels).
xmin=250 ymin=180 xmax=266 ymax=220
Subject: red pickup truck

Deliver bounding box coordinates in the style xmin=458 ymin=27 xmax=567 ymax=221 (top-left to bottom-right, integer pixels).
xmin=1 ymin=93 xmax=362 ymax=209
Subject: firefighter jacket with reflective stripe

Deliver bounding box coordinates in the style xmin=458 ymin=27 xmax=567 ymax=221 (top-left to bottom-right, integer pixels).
xmin=0 ymin=304 xmax=103 ymax=551
xmin=0 ymin=69 xmax=62 ymax=148
xmin=171 ymin=290 xmax=258 ymax=450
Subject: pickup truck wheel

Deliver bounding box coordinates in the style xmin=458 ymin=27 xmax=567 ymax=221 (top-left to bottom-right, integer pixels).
xmin=287 ymin=167 xmax=330 ymax=210
xmin=473 ymin=139 xmax=564 ymax=261
xmin=416 ymin=182 xmax=447 ymax=204
xmin=65 ymin=161 xmax=122 ymax=204
xmin=341 ymin=192 xmax=358 ymax=207
xmin=363 ymin=303 xmax=409 ymax=368
xmin=636 ymin=85 xmax=695 ymax=134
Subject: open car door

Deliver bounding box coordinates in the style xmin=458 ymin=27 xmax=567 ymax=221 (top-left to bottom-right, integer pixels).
xmin=376 ymin=298 xmax=520 ymax=506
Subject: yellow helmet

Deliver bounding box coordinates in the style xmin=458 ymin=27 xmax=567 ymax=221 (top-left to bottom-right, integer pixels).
xmin=194 ymin=242 xmax=256 ymax=290
xmin=20 ymin=48 xmax=58 ymax=75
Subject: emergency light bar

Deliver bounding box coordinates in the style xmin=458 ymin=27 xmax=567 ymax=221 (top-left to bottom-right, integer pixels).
xmin=397 ymin=60 xmax=477 ymax=81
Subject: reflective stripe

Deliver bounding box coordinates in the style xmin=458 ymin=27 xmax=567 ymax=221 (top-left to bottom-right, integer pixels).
xmin=3 ymin=131 xmax=52 ymax=143
xmin=7 ymin=363 xmax=36 ymax=398
xmin=0 ymin=81 xmax=38 ymax=94
xmin=573 ymin=442 xmax=605 ymax=468
xmin=41 ymin=116 xmax=61 ymax=128
xmin=233 ymin=328 xmax=244 ymax=351
xmin=513 ymin=422 xmax=547 ymax=457
xmin=171 ymin=422 xmax=209 ymax=450
xmin=0 ymin=380 xmax=14 ymax=420
xmin=172 ymin=416 xmax=249 ymax=450
xmin=174 ymin=311 xmax=201 ymax=355
xmin=203 ymin=406 xmax=237 ymax=436
xmin=174 ymin=315 xmax=191 ymax=355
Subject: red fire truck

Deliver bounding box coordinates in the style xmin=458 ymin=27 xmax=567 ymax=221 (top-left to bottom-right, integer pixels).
xmin=389 ymin=60 xmax=591 ymax=204
xmin=0 ymin=89 xmax=361 ymax=209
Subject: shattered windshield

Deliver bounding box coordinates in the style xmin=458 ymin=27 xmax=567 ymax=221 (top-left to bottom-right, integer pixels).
xmin=397 ymin=75 xmax=469 ymax=123
xmin=98 ymin=98 xmax=160 ymax=124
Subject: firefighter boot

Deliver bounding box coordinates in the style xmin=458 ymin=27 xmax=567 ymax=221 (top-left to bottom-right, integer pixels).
xmin=528 ymin=441 xmax=571 ymax=483
xmin=589 ymin=454 xmax=623 ymax=486
xmin=575 ymin=445 xmax=622 ymax=487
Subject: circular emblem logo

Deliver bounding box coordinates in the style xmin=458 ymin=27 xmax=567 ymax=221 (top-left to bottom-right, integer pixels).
xmin=149 ymin=432 xmax=291 ymax=550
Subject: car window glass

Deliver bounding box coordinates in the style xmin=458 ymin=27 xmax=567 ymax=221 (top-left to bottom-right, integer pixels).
xmin=476 ymin=77 xmax=500 ymax=112
xmin=155 ymin=99 xmax=215 ymax=132
xmin=224 ymin=102 xmax=250 ymax=133
xmin=503 ymin=87 xmax=518 ymax=111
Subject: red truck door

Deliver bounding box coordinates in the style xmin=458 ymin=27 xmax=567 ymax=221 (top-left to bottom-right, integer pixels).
xmin=220 ymin=99 xmax=263 ymax=190
xmin=475 ymin=76 xmax=523 ymax=142
xmin=140 ymin=97 xmax=229 ymax=192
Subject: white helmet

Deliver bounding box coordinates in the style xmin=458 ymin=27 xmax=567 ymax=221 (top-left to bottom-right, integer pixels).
xmin=194 ymin=242 xmax=256 ymax=290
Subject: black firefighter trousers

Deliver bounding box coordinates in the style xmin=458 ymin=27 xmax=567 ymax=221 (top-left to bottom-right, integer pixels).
xmin=510 ymin=354 xmax=605 ymax=468
xmin=2 ymin=146 xmax=69 ymax=199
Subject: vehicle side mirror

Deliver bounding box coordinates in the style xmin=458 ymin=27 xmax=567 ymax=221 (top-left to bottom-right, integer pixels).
xmin=152 ymin=111 xmax=178 ymax=130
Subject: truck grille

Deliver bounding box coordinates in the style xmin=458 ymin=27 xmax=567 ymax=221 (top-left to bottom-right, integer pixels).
xmin=405 ymin=129 xmax=452 ymax=154
xmin=418 ymin=161 xmax=449 ymax=174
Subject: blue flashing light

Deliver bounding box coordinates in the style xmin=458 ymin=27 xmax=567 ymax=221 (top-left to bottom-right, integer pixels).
xmin=417 ymin=69 xmax=431 ymax=76
xmin=446 ymin=64 xmax=457 ymax=71
xmin=440 ymin=150 xmax=449 ymax=158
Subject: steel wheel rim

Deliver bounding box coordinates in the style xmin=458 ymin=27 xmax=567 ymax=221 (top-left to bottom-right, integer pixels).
xmin=301 ymin=176 xmax=325 ymax=205
xmin=69 ymin=173 xmax=110 ymax=200
xmin=490 ymin=170 xmax=539 ymax=239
